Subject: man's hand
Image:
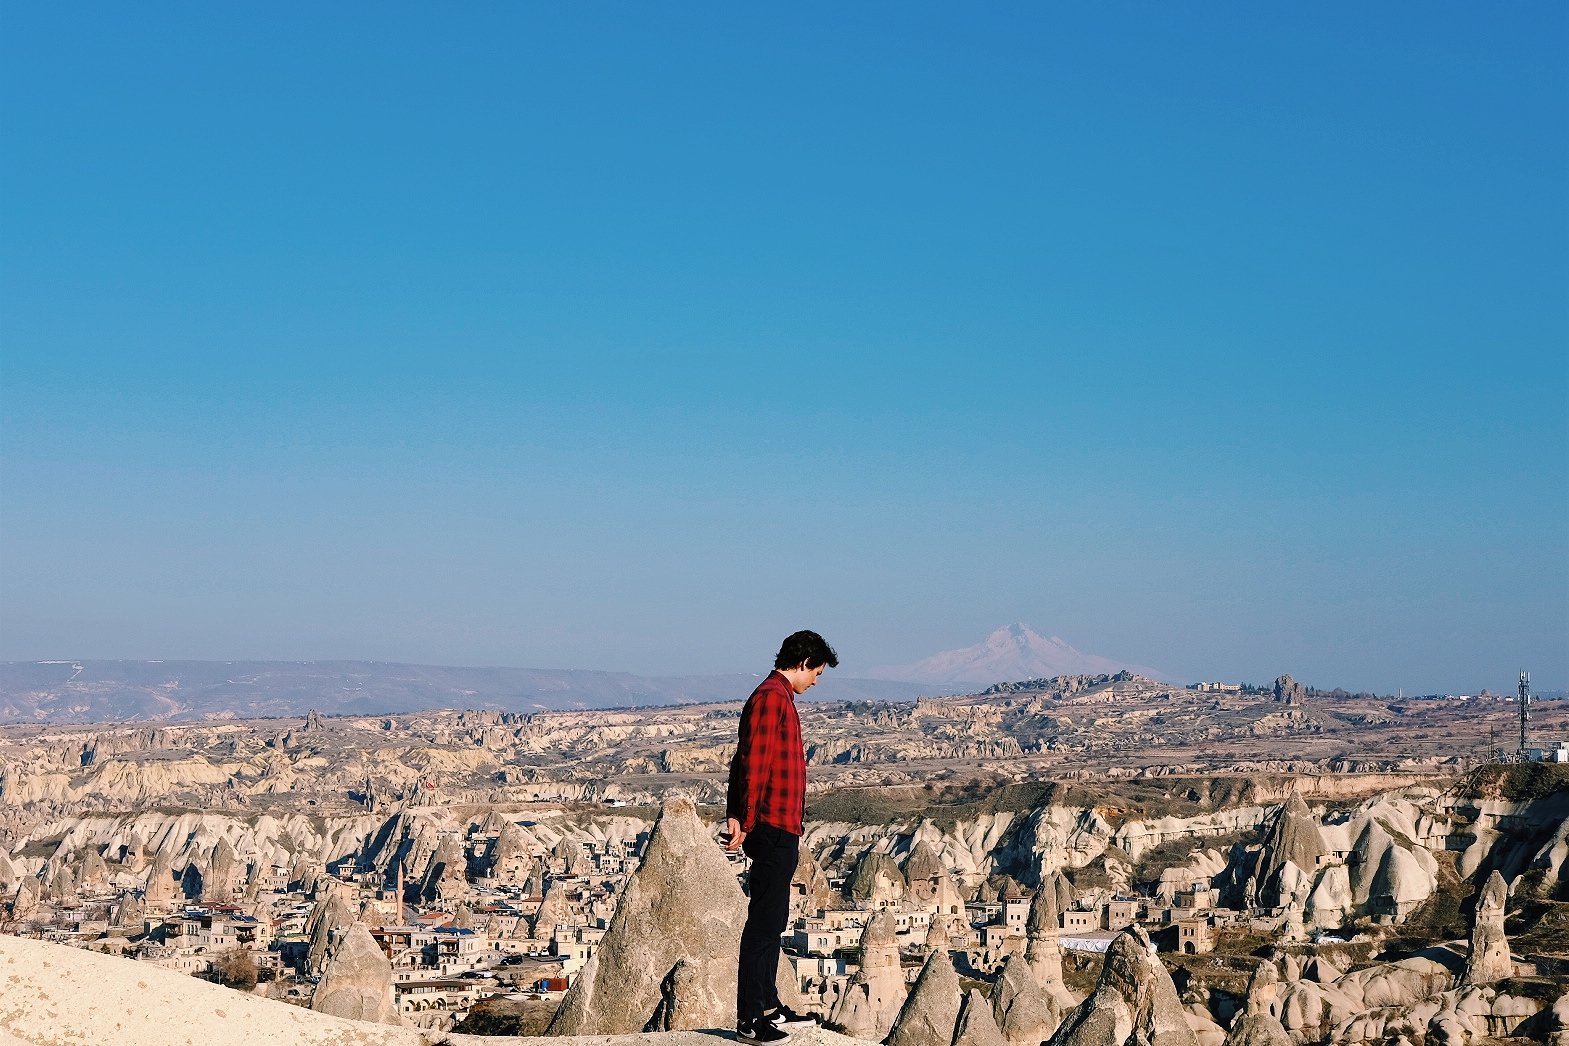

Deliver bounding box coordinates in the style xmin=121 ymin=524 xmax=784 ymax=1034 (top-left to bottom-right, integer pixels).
xmin=724 ymin=817 xmax=745 ymax=851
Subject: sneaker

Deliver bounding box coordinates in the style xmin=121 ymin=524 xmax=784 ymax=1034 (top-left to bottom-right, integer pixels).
xmin=766 ymin=1006 xmax=819 ymax=1029
xmin=738 ymin=1018 xmax=792 ymax=1044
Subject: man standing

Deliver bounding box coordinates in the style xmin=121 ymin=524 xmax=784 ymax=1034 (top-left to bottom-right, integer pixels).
xmin=725 ymin=630 xmax=838 ymax=1044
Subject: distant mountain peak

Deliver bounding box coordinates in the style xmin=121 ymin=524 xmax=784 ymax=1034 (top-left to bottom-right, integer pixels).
xmin=868 ymin=624 xmax=1168 ymax=688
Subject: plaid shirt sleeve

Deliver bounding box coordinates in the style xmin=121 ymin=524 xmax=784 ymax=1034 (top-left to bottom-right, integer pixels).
xmin=727 ymin=674 xmax=806 ymax=835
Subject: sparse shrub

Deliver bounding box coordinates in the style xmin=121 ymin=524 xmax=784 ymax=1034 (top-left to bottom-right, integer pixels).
xmin=211 ymin=947 xmax=258 ymax=990
xmin=454 ymin=994 xmax=554 ymax=1035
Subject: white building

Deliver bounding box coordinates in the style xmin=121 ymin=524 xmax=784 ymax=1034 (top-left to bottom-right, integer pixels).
xmin=1525 ymin=740 xmax=1569 ymax=763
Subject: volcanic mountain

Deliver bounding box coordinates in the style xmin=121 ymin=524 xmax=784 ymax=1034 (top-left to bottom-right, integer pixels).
xmin=868 ymin=623 xmax=1169 ymax=687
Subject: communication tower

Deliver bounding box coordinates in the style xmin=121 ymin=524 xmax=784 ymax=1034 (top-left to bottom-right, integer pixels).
xmin=1518 ymin=670 xmax=1531 ymax=758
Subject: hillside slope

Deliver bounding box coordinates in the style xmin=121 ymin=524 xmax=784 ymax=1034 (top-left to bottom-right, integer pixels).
xmin=0 ymin=933 xmax=875 ymax=1046
xmin=0 ymin=931 xmax=422 ymax=1046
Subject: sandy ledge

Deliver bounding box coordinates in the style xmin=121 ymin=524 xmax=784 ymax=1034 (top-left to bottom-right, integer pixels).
xmin=0 ymin=933 xmax=870 ymax=1046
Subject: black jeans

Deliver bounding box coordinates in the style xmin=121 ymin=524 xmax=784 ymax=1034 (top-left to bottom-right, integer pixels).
xmin=737 ymin=822 xmax=799 ymax=1024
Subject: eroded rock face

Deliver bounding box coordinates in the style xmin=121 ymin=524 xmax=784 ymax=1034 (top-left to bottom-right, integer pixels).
xmin=848 ymin=850 xmax=906 ymax=907
xmin=1048 ymin=870 xmax=1075 ymax=916
xmin=10 ymin=875 xmax=40 ymax=917
xmin=992 ymin=953 xmax=1061 ymax=1045
xmin=1222 ymin=1012 xmax=1292 ymax=1046
xmin=1229 ymin=966 xmax=1288 ymax=1046
xmin=830 ymin=910 xmax=906 ymax=1041
xmin=305 ymin=890 xmax=354 ymax=975
xmin=532 ymin=877 xmax=570 ymax=940
xmin=566 ymin=844 xmax=592 ymax=877
xmin=123 ymin=830 xmax=146 ymax=871
xmin=1332 ymin=980 xmax=1542 ymax=1046
xmin=79 ymin=846 xmax=109 ymax=888
xmin=1345 ymin=809 xmax=1438 ymax=922
xmin=1252 ymin=795 xmax=1325 ymax=908
xmin=205 ymin=836 xmax=239 ymax=900
xmin=48 ymin=861 xmax=76 ymax=901
xmin=420 ymin=834 xmax=468 ymax=900
xmin=1272 ymin=676 xmax=1305 ymax=705
xmin=113 ymin=890 xmax=145 ymax=930
xmin=885 ymin=947 xmax=962 ymax=1046
xmin=904 ymin=840 xmax=947 ymax=902
xmin=143 ymin=849 xmax=177 ymax=909
xmin=311 ymin=923 xmax=399 ymax=1025
xmin=178 ymin=860 xmax=202 ymax=901
xmin=1461 ymin=870 xmax=1511 ymax=985
xmin=1045 ymin=926 xmax=1198 ymax=1046
xmin=1243 ymin=961 xmax=1278 ymax=1014
xmin=1024 ymin=874 xmax=1075 ymax=1012
xmin=925 ymin=919 xmax=949 ymax=954
xmin=1270 ymin=955 xmax=1453 ymax=1042
xmin=794 ymin=846 xmax=835 ymax=913
xmin=524 ymin=856 xmax=546 ymax=898
xmin=546 ymin=795 xmax=745 ymax=1034
xmin=955 ymin=988 xmax=1009 ymax=1046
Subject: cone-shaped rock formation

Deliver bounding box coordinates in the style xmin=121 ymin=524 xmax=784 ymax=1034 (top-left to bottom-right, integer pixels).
xmin=305 ymin=891 xmax=354 ymax=976
xmin=955 ymin=988 xmax=1008 ymax=1046
xmin=993 ymin=953 xmax=1062 ymax=1045
xmin=546 ymin=796 xmax=745 ymax=1034
xmin=885 ymin=947 xmax=962 ymax=1046
xmin=848 ymin=850 xmax=906 ymax=907
xmin=793 ymin=845 xmax=835 ymax=913
xmin=1252 ymin=795 xmax=1325 ymax=909
xmin=830 ymin=910 xmax=907 ymax=1041
xmin=1024 ymin=877 xmax=1075 ymax=1013
xmin=904 ymin=840 xmax=947 ymax=903
xmin=1222 ymin=1012 xmax=1293 ymax=1046
xmin=1461 ymin=869 xmax=1512 ymax=984
xmin=1045 ymin=926 xmax=1198 ymax=1046
xmin=311 ymin=923 xmax=400 ymax=1025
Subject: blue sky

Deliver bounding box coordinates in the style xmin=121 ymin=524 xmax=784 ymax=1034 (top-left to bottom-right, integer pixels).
xmin=2 ymin=3 xmax=1565 ymax=693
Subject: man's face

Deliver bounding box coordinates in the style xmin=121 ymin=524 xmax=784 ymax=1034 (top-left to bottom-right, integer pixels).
xmin=785 ymin=662 xmax=827 ymax=694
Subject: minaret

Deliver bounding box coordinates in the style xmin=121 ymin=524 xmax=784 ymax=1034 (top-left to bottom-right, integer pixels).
xmin=396 ymin=863 xmax=405 ymax=925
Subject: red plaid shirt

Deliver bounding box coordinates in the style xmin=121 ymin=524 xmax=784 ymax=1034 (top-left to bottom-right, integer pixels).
xmin=727 ymin=670 xmax=806 ymax=836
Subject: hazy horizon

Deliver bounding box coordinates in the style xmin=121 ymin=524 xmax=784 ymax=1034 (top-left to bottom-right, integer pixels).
xmin=0 ymin=623 xmax=1557 ymax=698
xmin=2 ymin=5 xmax=1565 ymax=696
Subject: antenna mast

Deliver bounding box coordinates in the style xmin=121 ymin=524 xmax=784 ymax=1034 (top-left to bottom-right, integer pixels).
xmin=1518 ymin=670 xmax=1531 ymax=759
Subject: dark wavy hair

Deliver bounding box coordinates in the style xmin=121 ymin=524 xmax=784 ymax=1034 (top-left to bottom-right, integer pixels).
xmin=774 ymin=630 xmax=839 ymax=671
